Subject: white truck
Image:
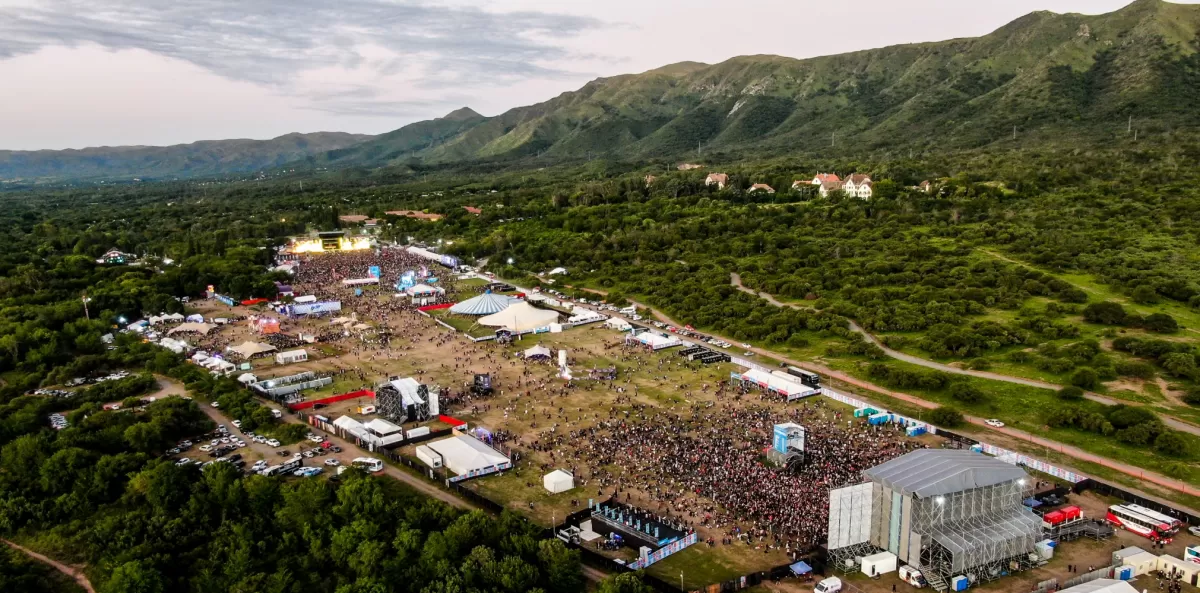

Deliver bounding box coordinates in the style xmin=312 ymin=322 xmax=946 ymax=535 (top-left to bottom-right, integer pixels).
xmin=814 ymin=576 xmax=842 ymax=593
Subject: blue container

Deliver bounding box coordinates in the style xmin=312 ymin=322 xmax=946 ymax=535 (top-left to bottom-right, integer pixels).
xmin=951 ymin=576 xmax=969 ymax=591
xmin=1117 ymin=566 xmax=1133 ymax=580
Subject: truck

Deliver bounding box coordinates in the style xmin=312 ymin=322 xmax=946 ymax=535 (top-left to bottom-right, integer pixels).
xmin=899 ymin=566 xmax=926 ymax=588
xmin=813 ymin=576 xmax=842 ymax=593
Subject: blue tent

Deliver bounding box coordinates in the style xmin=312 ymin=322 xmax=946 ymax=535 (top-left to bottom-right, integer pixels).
xmin=789 ymin=561 xmax=812 ymax=575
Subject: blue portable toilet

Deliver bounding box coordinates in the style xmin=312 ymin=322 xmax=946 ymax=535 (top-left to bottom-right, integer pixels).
xmin=868 ymin=412 xmax=892 ymax=426
xmin=1116 ymin=566 xmax=1134 ymax=580
xmin=969 ymin=444 xmax=984 ymax=453
xmin=951 ymin=576 xmax=969 ymax=591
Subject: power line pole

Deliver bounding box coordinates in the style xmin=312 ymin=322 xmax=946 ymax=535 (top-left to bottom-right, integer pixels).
xmin=1128 ymin=115 xmax=1132 ymax=134
xmin=1012 ymin=125 xmax=1017 ymax=141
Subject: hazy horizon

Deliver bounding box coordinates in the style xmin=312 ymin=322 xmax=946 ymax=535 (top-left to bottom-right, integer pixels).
xmin=2 ymin=0 xmax=1195 ymax=151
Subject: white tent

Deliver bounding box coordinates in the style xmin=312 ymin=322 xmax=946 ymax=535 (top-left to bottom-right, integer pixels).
xmin=524 ymin=345 xmax=552 ymax=359
xmin=547 ymin=267 xmax=567 ymax=275
xmin=406 ymin=284 xmax=442 ymax=295
xmin=164 ymin=312 xmax=185 ymax=322
xmin=191 ymin=352 xmax=210 ymax=362
xmin=237 ymin=373 xmax=258 ymax=385
xmin=605 ymin=317 xmax=632 ymax=331
xmin=294 ymin=295 xmax=318 ymax=304
xmin=543 ymin=470 xmax=574 ymax=494
xmin=478 ymin=302 xmax=559 ymax=332
xmin=425 ymin=435 xmax=510 ymax=477
xmin=168 ymin=322 xmax=217 ymax=336
xmin=1058 ymin=579 xmax=1138 ymax=593
xmin=227 ymin=341 xmax=278 ymax=359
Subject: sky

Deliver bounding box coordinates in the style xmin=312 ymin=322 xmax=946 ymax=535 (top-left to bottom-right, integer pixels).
xmin=0 ymin=0 xmax=1190 ymax=150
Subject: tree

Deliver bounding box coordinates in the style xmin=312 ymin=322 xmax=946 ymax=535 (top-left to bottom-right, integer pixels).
xmin=1142 ymin=313 xmax=1178 ymax=333
xmin=1153 ymin=431 xmax=1190 ymax=457
xmin=595 ymin=573 xmax=656 ymax=593
xmin=1131 ymin=285 xmax=1159 ymax=305
xmin=1161 ymin=352 xmax=1198 ymax=379
xmin=948 ymin=382 xmax=985 ymax=403
xmin=1069 ymin=367 xmax=1098 ymax=390
xmin=1057 ymin=386 xmax=1085 ymax=400
xmin=1082 ymin=301 xmax=1126 ymax=325
xmin=103 ymin=561 xmax=164 ymax=593
xmin=928 ymin=406 xmax=965 ymax=427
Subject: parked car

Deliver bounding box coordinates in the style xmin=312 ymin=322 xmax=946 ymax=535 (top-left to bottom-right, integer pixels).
xmin=330 ymin=445 xmax=342 ymax=453
xmin=210 ymin=401 xmax=219 ymax=408
xmin=302 ymin=450 xmax=315 ymax=458
xmin=266 ymin=439 xmax=280 ymax=447
xmin=1188 ymin=525 xmax=1200 ymax=537
xmin=324 ymin=458 xmax=340 ymax=467
xmin=985 ymin=419 xmax=1005 ymax=428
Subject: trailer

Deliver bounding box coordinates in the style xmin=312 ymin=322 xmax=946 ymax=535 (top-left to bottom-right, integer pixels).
xmin=275 ymin=349 xmax=309 ymax=365
xmin=416 ymin=445 xmax=442 ymax=469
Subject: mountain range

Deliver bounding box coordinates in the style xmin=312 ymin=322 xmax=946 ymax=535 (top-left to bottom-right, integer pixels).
xmin=3 ymin=0 xmax=1199 ymax=182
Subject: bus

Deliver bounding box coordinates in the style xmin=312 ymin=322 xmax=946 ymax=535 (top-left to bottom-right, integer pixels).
xmin=1122 ymin=503 xmax=1182 ymax=535
xmin=785 ymin=366 xmax=821 ymax=389
xmin=1106 ymin=505 xmax=1174 ymax=542
xmin=352 ymin=457 xmax=385 ymax=473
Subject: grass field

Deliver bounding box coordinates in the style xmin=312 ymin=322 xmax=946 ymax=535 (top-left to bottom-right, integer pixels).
xmin=426 ymin=307 xmax=498 ymax=338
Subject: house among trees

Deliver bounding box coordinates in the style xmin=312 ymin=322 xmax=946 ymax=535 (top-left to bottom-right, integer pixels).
xmin=705 ymin=173 xmax=729 ymax=189
xmin=749 ymin=183 xmax=775 ymax=194
xmin=463 ymin=206 xmax=482 ymax=215
xmin=645 ymin=175 xmax=657 ymax=187
xmin=812 ymin=173 xmax=842 ymax=197
xmin=97 ymin=248 xmax=134 ymax=265
xmin=843 ymin=174 xmax=873 ymax=199
xmin=918 ymin=180 xmax=933 ymax=193
xmin=677 ymin=163 xmax=704 ymax=171
xmin=386 ymin=210 xmax=444 ymax=221
xmin=338 ymin=214 xmax=370 ymax=223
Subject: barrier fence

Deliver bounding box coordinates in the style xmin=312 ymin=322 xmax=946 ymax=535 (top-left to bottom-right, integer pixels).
xmin=288 ymin=389 xmax=375 ymax=411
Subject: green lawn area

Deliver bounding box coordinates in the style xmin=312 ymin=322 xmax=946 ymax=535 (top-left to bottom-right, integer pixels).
xmin=457 ymin=277 xmax=489 ymax=289
xmin=646 ymin=542 xmax=786 ymax=590
xmin=426 ymin=307 xmax=498 ymax=338
xmin=466 ymin=463 xmax=586 ymax=527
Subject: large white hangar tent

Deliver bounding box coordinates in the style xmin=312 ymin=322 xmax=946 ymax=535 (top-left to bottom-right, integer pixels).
xmin=478 ymin=302 xmax=559 ymax=332
xmin=449 ymin=293 xmax=520 ymax=315
xmin=424 ymin=434 xmax=510 ymax=479
xmin=1057 ymin=580 xmax=1137 ymax=593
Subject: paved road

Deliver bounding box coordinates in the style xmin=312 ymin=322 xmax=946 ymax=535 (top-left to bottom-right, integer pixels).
xmin=569 ymin=282 xmax=1200 ymax=503
xmin=3 ymin=539 xmax=96 ymax=593
xmin=729 ymin=273 xmax=1200 ymax=437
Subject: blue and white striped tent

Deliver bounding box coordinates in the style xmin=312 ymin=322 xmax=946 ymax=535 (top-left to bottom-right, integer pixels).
xmin=448 ymin=293 xmax=520 ymax=315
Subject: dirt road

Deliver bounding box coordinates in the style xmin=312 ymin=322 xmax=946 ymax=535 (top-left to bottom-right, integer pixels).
xmin=729 ymin=273 xmax=1200 ymax=437
xmin=3 ymin=539 xmax=96 ymax=593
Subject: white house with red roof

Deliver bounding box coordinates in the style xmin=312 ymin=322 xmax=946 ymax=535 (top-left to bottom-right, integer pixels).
xmin=843 ymin=174 xmax=873 ymax=199
xmin=705 ymin=173 xmax=729 ymax=189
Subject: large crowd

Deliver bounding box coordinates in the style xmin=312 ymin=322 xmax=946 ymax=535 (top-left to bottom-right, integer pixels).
xmin=201 ymin=248 xmax=926 ymax=562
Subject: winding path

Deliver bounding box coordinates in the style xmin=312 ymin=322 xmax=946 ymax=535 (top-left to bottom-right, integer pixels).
xmin=3 ymin=539 xmax=96 ymax=593
xmin=729 ymin=273 xmax=1200 ymax=437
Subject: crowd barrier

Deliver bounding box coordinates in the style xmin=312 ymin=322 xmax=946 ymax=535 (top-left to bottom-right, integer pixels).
xmin=288 ymin=389 xmax=374 ymax=410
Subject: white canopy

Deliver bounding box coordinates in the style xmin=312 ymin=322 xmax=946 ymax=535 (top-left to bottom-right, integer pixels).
xmin=450 ymin=293 xmax=520 ymax=315
xmin=478 ymin=302 xmax=559 ymax=332
xmin=168 ymin=322 xmax=217 ymax=335
xmin=294 ymin=295 xmax=318 ymax=304
xmin=524 ymin=345 xmax=552 ymax=359
xmin=237 ymin=373 xmax=258 ymax=384
xmin=226 ymin=341 xmax=278 ymax=358
xmin=407 ymin=284 xmax=441 ymax=295
xmin=191 ymin=352 xmax=209 ymax=362
xmin=543 ymin=469 xmax=574 ymax=494
xmin=364 ymin=418 xmax=403 ymax=436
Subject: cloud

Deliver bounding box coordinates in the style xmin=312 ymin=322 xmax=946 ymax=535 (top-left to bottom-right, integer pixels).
xmin=0 ymin=0 xmax=608 ymax=115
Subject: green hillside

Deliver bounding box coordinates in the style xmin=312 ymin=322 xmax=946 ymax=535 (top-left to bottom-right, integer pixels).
xmin=328 ymin=0 xmax=1200 ymax=168
xmin=0 ymin=132 xmax=373 ymax=181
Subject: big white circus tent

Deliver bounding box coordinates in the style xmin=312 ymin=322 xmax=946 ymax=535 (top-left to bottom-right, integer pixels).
xmin=226 ymin=341 xmax=278 ymax=359
xmin=478 ymin=302 xmax=559 ymax=332
xmin=523 ymin=345 xmax=552 ymax=360
xmin=449 ymin=293 xmax=520 ymax=315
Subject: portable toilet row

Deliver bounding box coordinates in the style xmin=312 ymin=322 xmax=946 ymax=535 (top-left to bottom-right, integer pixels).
xmin=868 ymin=412 xmax=893 ymax=426
xmin=1114 ymin=566 xmax=1135 ymax=581
xmin=951 ymin=575 xmax=969 ymax=591
xmin=906 ymin=424 xmax=927 ymax=437
xmin=854 ymin=407 xmax=879 ymax=418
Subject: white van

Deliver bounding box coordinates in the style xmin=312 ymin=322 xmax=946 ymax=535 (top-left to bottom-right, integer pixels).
xmin=619 ymin=306 xmax=636 ymax=316
xmin=814 ymin=576 xmax=842 ymax=593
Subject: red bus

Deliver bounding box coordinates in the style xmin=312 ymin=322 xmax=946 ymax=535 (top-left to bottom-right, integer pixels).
xmin=1107 ymin=505 xmax=1173 ymax=542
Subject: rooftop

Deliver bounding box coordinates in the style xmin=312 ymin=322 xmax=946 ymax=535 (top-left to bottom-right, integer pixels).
xmin=864 ymin=449 xmax=1029 ymax=497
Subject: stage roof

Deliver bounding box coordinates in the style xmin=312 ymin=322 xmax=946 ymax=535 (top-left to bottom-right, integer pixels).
xmin=864 ymin=449 xmax=1028 ymax=497
xmin=167 ymin=322 xmax=217 ymax=335
xmin=449 ymin=293 xmax=520 ymax=315
xmin=226 ymin=341 xmax=278 ymax=358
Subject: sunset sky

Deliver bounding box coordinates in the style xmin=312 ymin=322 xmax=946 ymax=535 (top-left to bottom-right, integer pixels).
xmin=0 ymin=0 xmax=1190 ymax=150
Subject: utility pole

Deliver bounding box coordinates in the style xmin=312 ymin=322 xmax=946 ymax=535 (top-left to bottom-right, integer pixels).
xmin=1128 ymin=115 xmax=1132 ymax=134
xmin=1012 ymin=125 xmax=1017 ymax=141
xmin=831 ymin=132 xmax=836 ymax=147
xmin=82 ymin=294 xmax=90 ymax=320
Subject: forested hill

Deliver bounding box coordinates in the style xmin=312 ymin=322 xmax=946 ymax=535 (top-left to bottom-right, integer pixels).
xmin=0 ymin=132 xmax=373 ymax=182
xmin=314 ymin=0 xmax=1200 ymax=169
